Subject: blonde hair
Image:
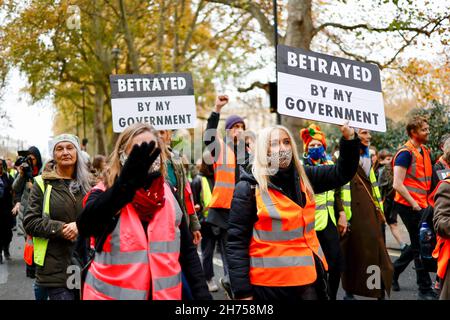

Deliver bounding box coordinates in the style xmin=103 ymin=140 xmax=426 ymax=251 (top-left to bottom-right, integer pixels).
xmin=104 ymin=123 xmax=167 ymax=188
xmin=252 ymin=125 xmax=314 ymax=198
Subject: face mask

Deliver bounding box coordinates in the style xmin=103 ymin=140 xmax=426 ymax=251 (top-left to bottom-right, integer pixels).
xmin=269 ymin=150 xmax=292 ymax=169
xmin=119 ymin=152 xmax=128 ymax=166
xmin=148 ymin=156 xmax=161 ymax=174
xmin=308 ymin=146 xmax=326 ymax=161
xmin=360 ymin=145 xmax=370 ymax=158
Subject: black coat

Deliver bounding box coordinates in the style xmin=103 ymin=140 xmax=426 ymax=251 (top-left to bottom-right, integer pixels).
xmin=0 ymin=172 xmax=14 ymax=249
xmin=226 ymin=137 xmax=360 ymax=299
xmin=77 ymin=178 xmax=212 ymax=300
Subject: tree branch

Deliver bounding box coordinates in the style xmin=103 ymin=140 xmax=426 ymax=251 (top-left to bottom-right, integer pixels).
xmin=205 ymin=0 xmax=281 ymax=46
xmin=313 ymin=15 xmax=449 ymax=38
xmin=181 ymin=0 xmax=205 ymax=58
xmin=237 ymin=81 xmax=269 ymax=93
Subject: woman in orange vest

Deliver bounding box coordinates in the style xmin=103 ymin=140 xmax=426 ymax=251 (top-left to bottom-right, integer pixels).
xmin=227 ymin=123 xmax=359 ymax=301
xmin=77 ymin=123 xmax=211 ymax=300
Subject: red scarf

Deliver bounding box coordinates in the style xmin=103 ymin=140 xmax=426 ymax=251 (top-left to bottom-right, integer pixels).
xmin=131 ymin=176 xmax=165 ymax=222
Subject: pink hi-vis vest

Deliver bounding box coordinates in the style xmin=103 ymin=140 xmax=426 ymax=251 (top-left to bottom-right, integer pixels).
xmin=82 ymin=182 xmax=183 ymax=300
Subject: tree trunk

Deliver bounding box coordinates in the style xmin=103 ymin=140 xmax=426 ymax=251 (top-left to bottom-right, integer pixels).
xmin=118 ymin=0 xmax=140 ymax=73
xmin=94 ymin=84 xmax=107 ymax=155
xmin=281 ymin=0 xmax=314 ymax=152
xmin=155 ymin=0 xmax=166 ymax=73
xmin=92 ymin=0 xmax=108 ymax=155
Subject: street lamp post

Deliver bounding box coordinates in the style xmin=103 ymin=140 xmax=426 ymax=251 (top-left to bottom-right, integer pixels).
xmin=81 ymin=84 xmax=86 ymax=140
xmin=112 ymin=48 xmax=121 ymax=74
xmin=75 ymin=104 xmax=79 ymax=137
xmin=274 ymin=0 xmax=281 ymax=125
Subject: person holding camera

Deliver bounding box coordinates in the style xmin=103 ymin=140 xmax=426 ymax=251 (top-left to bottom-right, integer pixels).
xmin=23 ymin=134 xmax=91 ymax=300
xmin=12 ymin=146 xmax=43 ymax=238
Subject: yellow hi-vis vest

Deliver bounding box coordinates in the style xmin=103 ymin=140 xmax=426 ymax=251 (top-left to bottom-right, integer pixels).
xmin=314 ymin=160 xmax=350 ymax=231
xmin=33 ymin=175 xmax=52 ymax=267
xmin=341 ymin=168 xmax=383 ymax=221
xmin=314 ymin=160 xmax=336 ymax=232
xmin=200 ymin=176 xmax=212 ymax=218
xmin=314 ymin=190 xmax=336 ymax=232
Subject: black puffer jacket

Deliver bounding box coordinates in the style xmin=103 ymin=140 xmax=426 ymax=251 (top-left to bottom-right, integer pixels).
xmin=226 ymin=136 xmax=360 ymax=299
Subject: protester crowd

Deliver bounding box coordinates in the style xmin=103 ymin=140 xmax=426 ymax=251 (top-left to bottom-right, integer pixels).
xmin=0 ymin=95 xmax=449 ymax=301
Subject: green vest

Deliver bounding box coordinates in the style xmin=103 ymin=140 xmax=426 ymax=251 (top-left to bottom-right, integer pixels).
xmin=33 ymin=176 xmax=52 ymax=267
xmin=341 ymin=168 xmax=383 ymax=222
xmin=200 ymin=176 xmax=212 ymax=218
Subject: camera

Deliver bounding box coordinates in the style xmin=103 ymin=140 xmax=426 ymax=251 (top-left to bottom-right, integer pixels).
xmin=15 ymin=151 xmax=34 ymax=181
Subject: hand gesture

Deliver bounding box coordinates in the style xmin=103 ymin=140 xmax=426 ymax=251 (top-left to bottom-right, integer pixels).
xmin=119 ymin=141 xmax=161 ymax=191
xmin=340 ymin=121 xmax=355 ymax=140
xmin=214 ymin=95 xmax=229 ymax=113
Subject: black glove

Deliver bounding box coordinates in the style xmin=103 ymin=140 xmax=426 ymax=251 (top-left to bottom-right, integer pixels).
xmin=118 ymin=141 xmax=161 ymax=191
xmin=143 ymin=171 xmax=162 ymax=190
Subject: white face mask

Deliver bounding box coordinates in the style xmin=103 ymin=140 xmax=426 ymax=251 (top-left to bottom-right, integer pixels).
xmin=119 ymin=152 xmax=128 ymax=166
xmin=269 ymin=149 xmax=293 ymax=169
xmin=148 ymin=156 xmax=161 ymax=174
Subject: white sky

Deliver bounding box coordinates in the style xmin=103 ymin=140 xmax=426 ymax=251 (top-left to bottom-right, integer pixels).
xmin=1 ymin=69 xmax=54 ymax=159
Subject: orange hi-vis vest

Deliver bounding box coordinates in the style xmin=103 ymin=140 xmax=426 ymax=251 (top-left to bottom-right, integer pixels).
xmin=209 ymin=139 xmax=236 ymax=209
xmin=393 ymin=140 xmax=432 ymax=208
xmin=429 ymin=178 xmax=450 ymax=280
xmin=249 ymin=182 xmax=328 ymax=287
xmin=82 ymin=182 xmax=183 ymax=300
xmin=23 ymin=235 xmax=34 ymax=266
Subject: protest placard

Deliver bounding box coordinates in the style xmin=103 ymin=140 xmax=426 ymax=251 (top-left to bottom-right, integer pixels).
xmin=110 ymin=73 xmax=196 ymax=132
xmin=277 ymin=45 xmax=386 ymax=132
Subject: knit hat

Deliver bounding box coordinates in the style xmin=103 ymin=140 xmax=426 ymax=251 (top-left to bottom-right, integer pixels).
xmin=50 ymin=134 xmax=81 ymax=156
xmin=225 ymin=115 xmax=245 ymax=130
xmin=300 ymin=124 xmax=327 ymax=151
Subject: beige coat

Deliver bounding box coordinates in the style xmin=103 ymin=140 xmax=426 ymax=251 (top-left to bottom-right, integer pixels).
xmin=432 ymin=180 xmax=450 ymax=300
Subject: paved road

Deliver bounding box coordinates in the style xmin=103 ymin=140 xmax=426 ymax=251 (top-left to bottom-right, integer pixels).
xmin=0 ymin=226 xmax=436 ymax=300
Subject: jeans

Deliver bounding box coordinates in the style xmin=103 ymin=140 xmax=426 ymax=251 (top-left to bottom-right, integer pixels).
xmin=47 ymin=287 xmax=76 ymax=300
xmin=393 ymin=202 xmax=432 ymax=292
xmin=33 ymin=282 xmax=49 ymax=300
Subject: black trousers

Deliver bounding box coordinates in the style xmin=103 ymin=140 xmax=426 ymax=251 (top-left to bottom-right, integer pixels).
xmin=253 ymin=255 xmax=329 ymax=301
xmin=200 ymin=222 xmax=220 ymax=281
xmin=393 ymin=202 xmax=432 ymax=292
xmin=316 ymin=217 xmax=344 ymax=300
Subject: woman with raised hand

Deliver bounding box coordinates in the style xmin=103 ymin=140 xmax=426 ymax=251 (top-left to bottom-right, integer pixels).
xmin=77 ymin=123 xmax=211 ymax=300
xmin=226 ymin=123 xmax=359 ymax=301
